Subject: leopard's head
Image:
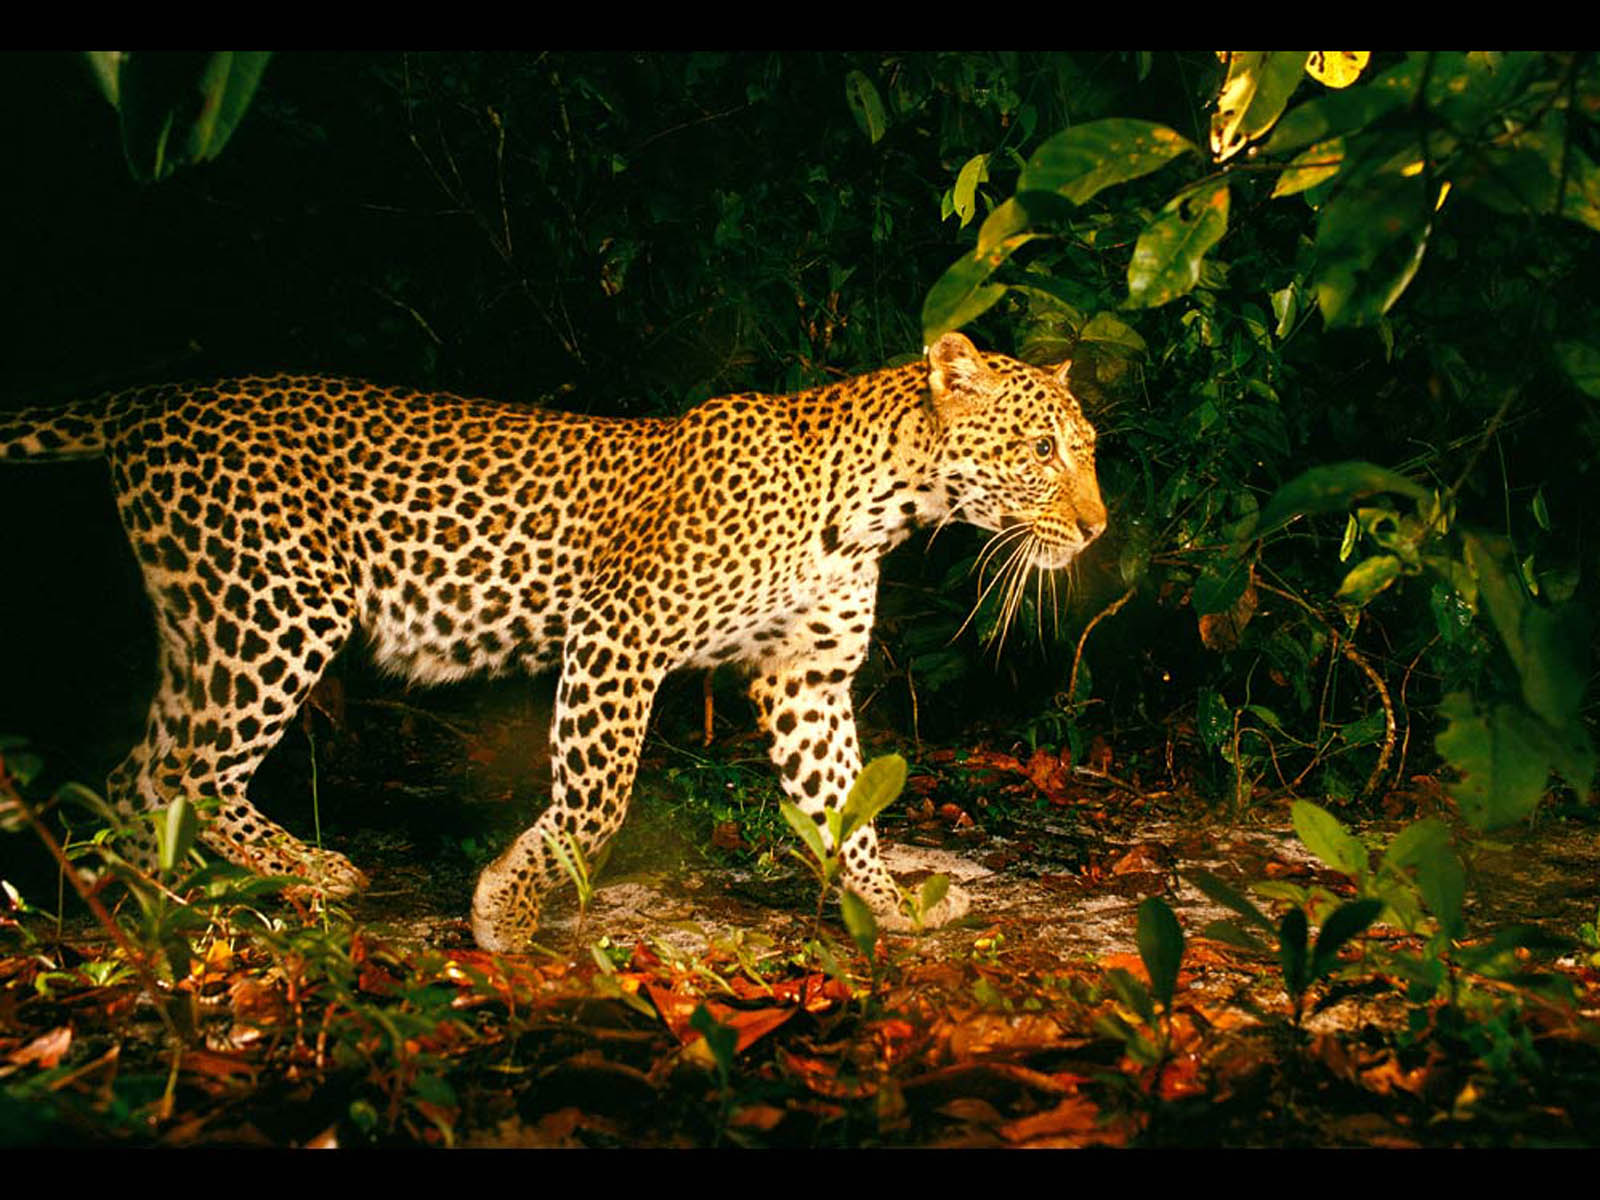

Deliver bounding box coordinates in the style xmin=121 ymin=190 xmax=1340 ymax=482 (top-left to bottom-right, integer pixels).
xmin=924 ymin=331 xmax=1107 ymax=572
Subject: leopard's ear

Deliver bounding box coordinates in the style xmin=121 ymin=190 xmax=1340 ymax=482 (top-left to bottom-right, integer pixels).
xmin=926 ymin=332 xmax=998 ymax=421
xmin=1052 ymin=359 xmax=1073 ymax=386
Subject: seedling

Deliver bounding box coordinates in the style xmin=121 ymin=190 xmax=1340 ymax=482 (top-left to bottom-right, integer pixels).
xmin=780 ymin=754 xmax=952 ymax=938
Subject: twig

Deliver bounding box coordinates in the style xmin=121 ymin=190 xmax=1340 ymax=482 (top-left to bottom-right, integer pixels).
xmin=1256 ymin=580 xmax=1396 ymax=798
xmin=348 ymin=699 xmax=476 ymax=741
xmin=702 ymin=671 xmax=716 ymax=748
xmin=1394 ymin=636 xmax=1438 ymax=789
xmin=632 ymin=103 xmax=750 ymax=156
xmin=370 ymin=286 xmax=443 ymax=346
xmin=1069 ymin=586 xmax=1136 ymax=706
xmin=1070 ymin=767 xmax=1170 ymax=804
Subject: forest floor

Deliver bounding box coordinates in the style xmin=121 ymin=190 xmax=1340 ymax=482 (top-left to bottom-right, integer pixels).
xmin=3 ymin=680 xmax=1599 ymax=1148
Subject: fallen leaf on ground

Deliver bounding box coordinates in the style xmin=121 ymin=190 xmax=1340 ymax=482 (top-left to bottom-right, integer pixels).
xmin=998 ymin=1096 xmax=1114 ymax=1145
xmin=7 ymin=1024 xmax=71 ymax=1068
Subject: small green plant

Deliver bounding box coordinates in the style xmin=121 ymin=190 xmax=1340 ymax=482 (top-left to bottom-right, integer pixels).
xmin=779 ymin=754 xmax=952 ymax=939
xmin=1188 ymin=864 xmax=1382 ymax=1030
xmin=1579 ymin=903 xmax=1600 ymax=968
xmin=1094 ymin=896 xmax=1186 ymax=1068
xmin=543 ymin=827 xmax=609 ymax=922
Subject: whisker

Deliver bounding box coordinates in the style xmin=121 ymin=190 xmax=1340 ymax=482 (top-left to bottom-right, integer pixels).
xmin=952 ymin=543 xmax=1023 ymax=643
xmin=926 ymin=486 xmax=980 ymax=553
xmin=989 ymin=534 xmax=1035 ymax=656
xmin=1034 ymin=556 xmax=1046 ymax=650
xmin=1047 ymin=562 xmax=1061 ymax=643
xmin=955 ymin=531 xmax=1032 ymax=646
xmin=971 ymin=524 xmax=1031 ymax=585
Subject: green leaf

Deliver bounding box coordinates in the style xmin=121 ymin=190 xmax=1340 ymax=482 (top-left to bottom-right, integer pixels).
xmin=1186 ymin=869 xmax=1278 ymax=936
xmin=1136 ymin=897 xmax=1185 ymax=1012
xmin=953 ymin=154 xmax=989 ymax=227
xmin=109 ymin=52 xmax=272 ymax=182
xmin=808 ymin=937 xmax=851 ymax=990
xmin=1126 ymin=182 xmax=1230 ymax=309
xmin=1314 ymin=169 xmax=1432 ymax=327
xmin=1501 ymin=702 xmax=1595 ymax=803
xmin=1094 ymin=1009 xmax=1159 ymax=1062
xmin=839 ymin=890 xmax=878 ymax=958
xmin=1455 ymin=134 xmax=1565 ymax=218
xmin=779 ymin=800 xmax=829 ymax=864
xmin=1255 ymin=461 xmax=1427 ymax=537
xmin=1264 ymin=58 xmax=1418 ymax=155
xmin=844 ymin=70 xmax=888 ymax=145
xmin=1338 ymin=513 xmax=1359 ymax=561
xmin=919 ymin=873 xmax=950 ymax=917
xmin=1422 ymin=52 xmax=1543 ymax=127
xmin=1310 ymin=898 xmax=1384 ymax=981
xmin=1335 ymin=554 xmax=1403 ymax=607
xmin=85 ymin=51 xmax=122 ymax=106
xmin=689 ymin=1005 xmax=737 ymax=1078
xmin=189 ymin=53 xmax=272 ymax=164
xmin=840 ymin=754 xmax=908 ymax=842
xmin=1278 ymin=907 xmax=1310 ymax=999
xmin=1556 ymin=146 xmax=1600 ymax=234
xmin=1103 ymin=966 xmax=1155 ymax=1024
xmin=1464 ymin=530 xmax=1591 ymax=731
xmin=1532 ymin=488 xmax=1551 ymax=532
xmin=1382 ymin=818 xmax=1465 ymax=937
xmin=1338 ymin=709 xmax=1387 ymax=747
xmin=1272 ymin=137 xmax=1345 ymax=198
xmin=1200 ymin=919 xmax=1271 ymax=955
xmin=1194 ymin=554 xmax=1250 ymax=616
xmin=1291 ymin=799 xmax=1368 ymax=881
xmin=1435 ymin=693 xmax=1552 ymax=830
xmin=1245 ymin=704 xmax=1285 ymax=733
xmin=1271 ymin=283 xmax=1299 ymax=338
xmin=158 ymin=795 xmax=198 ymax=872
xmin=1076 ymin=311 xmax=1148 ymax=355
xmin=1196 ymin=688 xmax=1231 ymax=753
xmin=1212 ymin=52 xmax=1309 ymax=160
xmin=1019 ymin=118 xmax=1196 ymax=205
xmin=1555 ymin=341 xmax=1600 ymax=399
xmin=921 ymin=198 xmax=1041 ymax=341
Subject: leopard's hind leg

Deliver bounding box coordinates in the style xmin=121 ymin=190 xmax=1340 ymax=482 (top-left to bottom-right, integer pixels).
xmin=110 ymin=514 xmax=367 ymax=896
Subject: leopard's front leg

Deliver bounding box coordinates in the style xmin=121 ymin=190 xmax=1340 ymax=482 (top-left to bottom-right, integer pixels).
xmin=471 ymin=626 xmax=662 ymax=953
xmin=750 ymin=592 xmax=969 ymax=932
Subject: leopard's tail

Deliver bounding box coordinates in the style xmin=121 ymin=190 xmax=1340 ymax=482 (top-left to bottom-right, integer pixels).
xmin=0 ymin=398 xmax=108 ymax=461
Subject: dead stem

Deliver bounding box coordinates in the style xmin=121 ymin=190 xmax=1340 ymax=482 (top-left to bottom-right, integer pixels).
xmin=1068 ymin=586 xmax=1136 ymax=706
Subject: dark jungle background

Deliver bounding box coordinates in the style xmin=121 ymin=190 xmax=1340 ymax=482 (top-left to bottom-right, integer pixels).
xmin=1 ymin=49 xmax=1596 ymax=889
xmin=2 ymin=49 xmax=1599 ymax=1151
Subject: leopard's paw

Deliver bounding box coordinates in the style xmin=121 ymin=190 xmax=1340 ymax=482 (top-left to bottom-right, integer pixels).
xmin=283 ymin=846 xmax=370 ymax=900
xmin=857 ymin=880 xmax=972 ymax=934
xmin=470 ymin=847 xmax=542 ymax=954
xmin=912 ymin=881 xmax=971 ymax=930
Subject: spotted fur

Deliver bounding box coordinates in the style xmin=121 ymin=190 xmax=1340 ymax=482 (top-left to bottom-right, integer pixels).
xmin=0 ymin=333 xmax=1105 ymax=951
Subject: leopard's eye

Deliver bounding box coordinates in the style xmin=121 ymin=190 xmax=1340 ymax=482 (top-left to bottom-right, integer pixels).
xmin=1033 ymin=436 xmax=1055 ymax=460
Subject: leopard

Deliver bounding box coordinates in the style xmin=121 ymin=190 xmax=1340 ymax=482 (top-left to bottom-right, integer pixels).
xmin=0 ymin=332 xmax=1106 ymax=952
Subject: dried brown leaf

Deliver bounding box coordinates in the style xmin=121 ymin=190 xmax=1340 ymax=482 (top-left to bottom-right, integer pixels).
xmin=8 ymin=1025 xmax=71 ymax=1069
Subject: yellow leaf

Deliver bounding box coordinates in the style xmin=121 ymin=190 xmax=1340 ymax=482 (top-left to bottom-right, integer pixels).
xmin=1307 ymin=52 xmax=1370 ymax=89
